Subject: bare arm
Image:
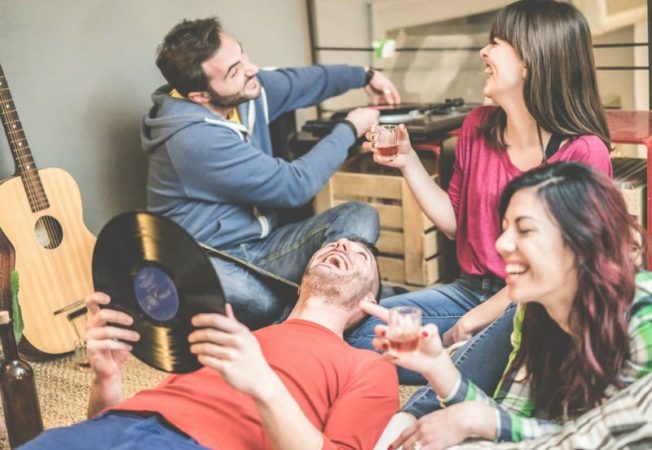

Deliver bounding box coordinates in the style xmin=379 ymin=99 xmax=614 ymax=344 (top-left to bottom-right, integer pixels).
xmin=84 ymin=292 xmax=140 ymax=417
xmin=443 ymin=286 xmax=511 ymax=346
xmin=189 ymin=305 xmax=323 ymax=450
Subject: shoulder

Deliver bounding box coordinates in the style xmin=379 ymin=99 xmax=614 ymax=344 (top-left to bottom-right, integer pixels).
xmin=632 ymin=271 xmax=652 ymax=313
xmin=556 ymin=135 xmax=611 ymax=175
xmin=348 ymin=347 xmax=397 ymax=380
xmin=462 ymin=105 xmax=496 ymax=129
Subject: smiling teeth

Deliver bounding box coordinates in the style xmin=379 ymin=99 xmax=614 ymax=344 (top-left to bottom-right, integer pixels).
xmin=506 ymin=263 xmax=527 ymax=275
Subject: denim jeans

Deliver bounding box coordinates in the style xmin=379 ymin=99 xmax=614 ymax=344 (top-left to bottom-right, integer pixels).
xmin=402 ymin=305 xmax=515 ymax=418
xmin=345 ymin=275 xmax=504 ymax=384
xmin=19 ymin=412 xmax=207 ymax=450
xmin=211 ymin=201 xmax=379 ymax=330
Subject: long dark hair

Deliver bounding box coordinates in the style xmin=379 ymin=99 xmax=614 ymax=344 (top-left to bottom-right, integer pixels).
xmin=480 ymin=0 xmax=610 ymax=150
xmin=499 ymin=162 xmax=640 ymax=418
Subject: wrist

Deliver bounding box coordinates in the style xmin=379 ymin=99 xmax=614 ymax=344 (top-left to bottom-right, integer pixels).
xmin=338 ymin=119 xmax=359 ymax=139
xmin=364 ymin=67 xmax=375 ymax=87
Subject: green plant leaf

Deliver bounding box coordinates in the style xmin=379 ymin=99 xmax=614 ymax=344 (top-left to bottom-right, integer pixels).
xmin=11 ymin=270 xmax=23 ymax=342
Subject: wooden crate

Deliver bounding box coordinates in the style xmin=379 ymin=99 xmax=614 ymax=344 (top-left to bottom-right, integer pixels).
xmin=314 ymin=153 xmax=440 ymax=286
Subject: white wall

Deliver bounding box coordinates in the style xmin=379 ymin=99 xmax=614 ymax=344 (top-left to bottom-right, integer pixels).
xmin=0 ymin=0 xmax=310 ymax=232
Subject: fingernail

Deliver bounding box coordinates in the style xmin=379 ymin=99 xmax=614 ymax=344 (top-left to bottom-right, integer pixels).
xmin=381 ymin=342 xmax=389 ymax=350
xmin=379 ymin=329 xmax=386 ymax=337
xmin=422 ymin=330 xmax=428 ymax=338
xmin=388 ymin=445 xmax=394 ymax=450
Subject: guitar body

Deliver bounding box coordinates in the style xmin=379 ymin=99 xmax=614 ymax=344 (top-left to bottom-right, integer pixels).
xmin=0 ymin=168 xmax=95 ymax=354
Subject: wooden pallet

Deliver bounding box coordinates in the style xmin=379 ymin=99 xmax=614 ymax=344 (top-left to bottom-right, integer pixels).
xmin=315 ymin=153 xmax=440 ymax=286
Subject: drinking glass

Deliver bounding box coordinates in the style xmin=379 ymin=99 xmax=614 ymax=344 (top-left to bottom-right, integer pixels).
xmin=376 ymin=124 xmax=398 ymax=157
xmin=388 ymin=306 xmax=422 ymax=352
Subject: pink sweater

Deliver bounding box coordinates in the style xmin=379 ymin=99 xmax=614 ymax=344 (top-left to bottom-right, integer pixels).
xmin=448 ymin=106 xmax=612 ymax=278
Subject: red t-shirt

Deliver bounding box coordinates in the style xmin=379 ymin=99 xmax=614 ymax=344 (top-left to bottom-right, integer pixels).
xmin=448 ymin=106 xmax=613 ymax=278
xmin=112 ymin=319 xmax=399 ymax=449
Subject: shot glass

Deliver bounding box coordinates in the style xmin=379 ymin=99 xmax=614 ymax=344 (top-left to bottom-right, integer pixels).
xmin=387 ymin=306 xmax=422 ymax=352
xmin=375 ymin=124 xmax=398 ymax=157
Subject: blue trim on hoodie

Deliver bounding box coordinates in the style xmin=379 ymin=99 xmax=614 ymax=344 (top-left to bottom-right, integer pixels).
xmin=141 ymin=64 xmax=366 ymax=248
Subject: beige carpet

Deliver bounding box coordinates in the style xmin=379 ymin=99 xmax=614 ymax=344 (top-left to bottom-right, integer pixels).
xmin=1 ymin=354 xmax=419 ymax=448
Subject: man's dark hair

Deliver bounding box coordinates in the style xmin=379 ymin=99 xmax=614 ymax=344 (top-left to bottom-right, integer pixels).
xmin=346 ymin=236 xmax=382 ymax=301
xmin=155 ymin=17 xmax=223 ymax=96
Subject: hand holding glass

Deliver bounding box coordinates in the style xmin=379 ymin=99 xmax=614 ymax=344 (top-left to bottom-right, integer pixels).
xmin=375 ymin=124 xmax=398 ymax=157
xmin=388 ymin=306 xmax=422 ymax=352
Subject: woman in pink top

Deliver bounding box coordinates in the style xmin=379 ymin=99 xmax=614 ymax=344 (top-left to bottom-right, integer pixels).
xmin=346 ymin=0 xmax=612 ymax=385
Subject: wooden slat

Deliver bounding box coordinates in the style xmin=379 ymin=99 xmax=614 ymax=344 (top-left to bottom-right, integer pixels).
xmin=330 ymin=172 xmax=402 ymax=200
xmin=423 ymin=229 xmax=439 ymax=257
xmin=377 ymin=230 xmax=404 ymax=255
xmin=425 ymin=257 xmax=440 ymax=285
xmin=378 ymin=256 xmax=405 ymax=283
xmin=402 ymin=180 xmax=427 ymax=285
xmin=333 ymin=200 xmax=403 ymax=229
xmin=314 ymin=179 xmax=334 ymax=214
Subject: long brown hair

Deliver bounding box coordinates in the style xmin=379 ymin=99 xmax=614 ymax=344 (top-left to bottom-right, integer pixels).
xmin=499 ymin=162 xmax=639 ymax=418
xmin=480 ymin=0 xmax=610 ymax=150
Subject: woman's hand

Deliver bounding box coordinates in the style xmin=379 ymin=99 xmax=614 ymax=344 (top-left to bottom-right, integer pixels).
xmin=359 ymin=301 xmax=446 ymax=376
xmin=390 ymin=403 xmax=478 ymax=450
xmin=362 ymin=124 xmax=416 ymax=170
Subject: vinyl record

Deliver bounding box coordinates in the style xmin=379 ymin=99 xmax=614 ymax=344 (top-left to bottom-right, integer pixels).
xmin=92 ymin=211 xmax=226 ymax=373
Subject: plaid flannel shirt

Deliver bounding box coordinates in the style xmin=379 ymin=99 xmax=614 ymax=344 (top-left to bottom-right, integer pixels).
xmin=441 ymin=271 xmax=652 ymax=444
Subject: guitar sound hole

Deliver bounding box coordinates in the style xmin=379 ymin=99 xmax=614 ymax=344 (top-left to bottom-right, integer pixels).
xmin=34 ymin=216 xmax=63 ymax=249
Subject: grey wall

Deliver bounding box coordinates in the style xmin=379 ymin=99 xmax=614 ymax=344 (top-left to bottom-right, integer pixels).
xmin=0 ymin=0 xmax=310 ymax=232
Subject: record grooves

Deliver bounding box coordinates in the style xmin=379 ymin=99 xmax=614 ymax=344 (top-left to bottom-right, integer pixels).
xmin=92 ymin=211 xmax=225 ymax=373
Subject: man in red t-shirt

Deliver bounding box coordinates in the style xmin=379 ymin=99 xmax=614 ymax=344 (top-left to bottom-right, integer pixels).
xmin=21 ymin=238 xmax=399 ymax=450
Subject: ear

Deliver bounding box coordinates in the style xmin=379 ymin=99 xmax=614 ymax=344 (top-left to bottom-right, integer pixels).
xmin=522 ymin=65 xmax=527 ymax=80
xmin=186 ymin=90 xmax=210 ymax=105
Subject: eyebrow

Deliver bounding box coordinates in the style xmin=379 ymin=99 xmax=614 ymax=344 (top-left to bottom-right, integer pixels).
xmin=224 ymin=43 xmax=244 ymax=80
xmin=515 ymin=216 xmax=538 ymax=225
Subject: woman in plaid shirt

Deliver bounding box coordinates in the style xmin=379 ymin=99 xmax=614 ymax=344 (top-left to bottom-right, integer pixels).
xmin=364 ymin=162 xmax=652 ymax=449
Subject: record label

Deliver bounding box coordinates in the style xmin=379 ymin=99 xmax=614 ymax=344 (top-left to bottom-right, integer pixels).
xmin=133 ymin=266 xmax=180 ymax=322
xmin=92 ymin=211 xmax=226 ymax=373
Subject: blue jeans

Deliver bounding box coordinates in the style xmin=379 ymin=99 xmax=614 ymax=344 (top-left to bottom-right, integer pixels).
xmin=402 ymin=305 xmax=515 ymax=418
xmin=212 ymin=201 xmax=379 ymax=329
xmin=346 ymin=275 xmax=504 ymax=384
xmin=19 ymin=412 xmax=207 ymax=450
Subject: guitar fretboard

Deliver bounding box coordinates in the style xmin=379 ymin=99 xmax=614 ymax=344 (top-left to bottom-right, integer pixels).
xmin=0 ymin=65 xmax=50 ymax=212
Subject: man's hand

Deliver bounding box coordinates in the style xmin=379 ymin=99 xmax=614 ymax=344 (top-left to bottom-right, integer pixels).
xmin=345 ymin=107 xmax=380 ymax=138
xmin=364 ymin=70 xmax=401 ymax=105
xmin=189 ymin=304 xmax=275 ymax=398
xmin=85 ymin=292 xmax=140 ymax=382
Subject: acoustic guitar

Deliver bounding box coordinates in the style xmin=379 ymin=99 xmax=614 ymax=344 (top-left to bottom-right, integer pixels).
xmin=0 ymin=64 xmax=95 ymax=355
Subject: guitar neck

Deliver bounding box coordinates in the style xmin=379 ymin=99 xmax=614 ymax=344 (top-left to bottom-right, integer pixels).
xmin=0 ymin=65 xmax=49 ymax=212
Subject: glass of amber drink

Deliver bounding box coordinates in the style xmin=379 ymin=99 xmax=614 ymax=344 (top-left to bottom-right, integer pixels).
xmin=375 ymin=124 xmax=398 ymax=157
xmin=388 ymin=306 xmax=422 ymax=352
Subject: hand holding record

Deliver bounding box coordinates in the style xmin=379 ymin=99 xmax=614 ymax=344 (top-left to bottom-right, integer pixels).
xmin=85 ymin=292 xmax=140 ymax=381
xmin=93 ymin=212 xmax=227 ymax=373
xmin=189 ymin=304 xmax=276 ymax=397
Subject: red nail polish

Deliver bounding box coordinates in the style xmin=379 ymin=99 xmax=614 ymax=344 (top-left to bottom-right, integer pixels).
xmin=388 ymin=445 xmax=394 ymax=450
xmin=380 ymin=329 xmax=386 ymax=337
xmin=382 ymin=342 xmax=389 ymax=350
xmin=422 ymin=330 xmax=428 ymax=338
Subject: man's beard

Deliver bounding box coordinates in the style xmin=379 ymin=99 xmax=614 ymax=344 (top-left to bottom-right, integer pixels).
xmin=301 ymin=265 xmax=372 ymax=308
xmin=207 ymin=78 xmax=261 ymax=109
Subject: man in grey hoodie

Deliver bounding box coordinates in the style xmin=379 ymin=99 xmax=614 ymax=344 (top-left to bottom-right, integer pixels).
xmin=141 ymin=16 xmax=401 ymax=329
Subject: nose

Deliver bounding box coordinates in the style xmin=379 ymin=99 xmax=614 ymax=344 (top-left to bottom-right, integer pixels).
xmin=495 ymin=229 xmax=515 ymax=257
xmin=479 ymin=44 xmax=490 ymax=60
xmin=334 ymin=238 xmax=351 ymax=251
xmin=243 ymin=55 xmax=259 ymax=77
